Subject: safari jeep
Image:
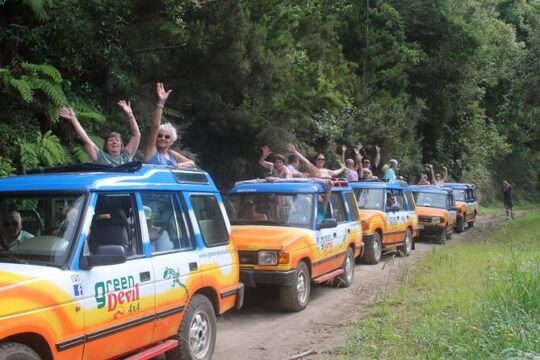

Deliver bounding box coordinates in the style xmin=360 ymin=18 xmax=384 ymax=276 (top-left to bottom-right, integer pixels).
xmin=409 ymin=186 xmax=457 ymax=244
xmin=0 ymin=162 xmax=243 ymax=360
xmin=226 ymin=178 xmax=363 ymax=312
xmin=349 ymin=180 xmax=418 ymax=264
xmin=444 ymin=183 xmax=479 ymax=232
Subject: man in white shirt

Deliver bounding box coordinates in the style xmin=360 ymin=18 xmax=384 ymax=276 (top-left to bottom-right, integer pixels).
xmin=0 ymin=210 xmax=34 ymax=250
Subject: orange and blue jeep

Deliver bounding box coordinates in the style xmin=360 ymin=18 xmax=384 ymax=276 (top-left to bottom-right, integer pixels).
xmin=0 ymin=162 xmax=243 ymax=360
xmin=226 ymin=178 xmax=363 ymax=312
xmin=349 ymin=180 xmax=418 ymax=264
xmin=444 ymin=183 xmax=479 ymax=232
xmin=408 ymin=185 xmax=457 ymax=244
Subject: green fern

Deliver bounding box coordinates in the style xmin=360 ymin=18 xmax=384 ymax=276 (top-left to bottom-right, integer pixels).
xmin=22 ymin=62 xmax=62 ymax=83
xmin=7 ymin=77 xmax=34 ymax=103
xmin=163 ymin=108 xmax=184 ymax=120
xmin=0 ymin=157 xmax=15 ymax=177
xmin=21 ymin=0 xmax=50 ymax=21
xmin=30 ymin=78 xmax=67 ymax=106
xmin=18 ymin=142 xmax=39 ymax=173
xmin=76 ymin=111 xmax=106 ymax=123
xmin=36 ymin=130 xmax=69 ymax=165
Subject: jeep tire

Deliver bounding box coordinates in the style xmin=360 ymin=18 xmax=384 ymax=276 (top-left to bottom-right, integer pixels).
xmin=436 ymin=228 xmax=447 ymax=245
xmin=468 ymin=214 xmax=477 ymax=228
xmin=167 ymin=294 xmax=216 ymax=360
xmin=0 ymin=342 xmax=39 ymax=360
xmin=398 ymin=229 xmax=413 ymax=256
xmin=334 ymin=247 xmax=355 ymax=288
xmin=456 ymin=216 xmax=465 ymax=233
xmin=280 ymin=261 xmax=310 ymax=312
xmin=362 ymin=232 xmax=382 ymax=265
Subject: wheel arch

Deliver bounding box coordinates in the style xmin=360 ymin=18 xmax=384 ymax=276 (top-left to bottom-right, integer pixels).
xmin=194 ymin=286 xmax=219 ymax=315
xmin=3 ymin=333 xmax=53 ymax=360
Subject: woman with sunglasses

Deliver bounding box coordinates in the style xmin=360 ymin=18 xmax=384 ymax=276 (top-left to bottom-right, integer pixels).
xmin=144 ymin=83 xmax=195 ymax=168
xmin=286 ymin=144 xmax=345 ymax=179
xmin=59 ymin=100 xmax=141 ymax=165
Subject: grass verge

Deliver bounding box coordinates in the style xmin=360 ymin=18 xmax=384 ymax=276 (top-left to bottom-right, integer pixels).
xmin=332 ymin=211 xmax=540 ymax=359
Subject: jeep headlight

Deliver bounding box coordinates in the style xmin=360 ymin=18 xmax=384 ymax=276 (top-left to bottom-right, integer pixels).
xmin=431 ymin=216 xmax=441 ymax=223
xmin=258 ymin=251 xmax=278 ymax=265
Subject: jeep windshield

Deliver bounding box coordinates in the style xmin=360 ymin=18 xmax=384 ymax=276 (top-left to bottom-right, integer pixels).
xmin=413 ymin=192 xmax=447 ymax=209
xmin=0 ymin=193 xmax=86 ymax=267
xmin=453 ymin=190 xmax=466 ymax=202
xmin=226 ymin=193 xmax=314 ymax=229
xmin=354 ymin=188 xmax=384 ymax=211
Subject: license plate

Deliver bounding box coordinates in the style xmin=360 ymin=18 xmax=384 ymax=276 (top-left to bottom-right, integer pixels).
xmin=418 ymin=224 xmax=425 ymax=229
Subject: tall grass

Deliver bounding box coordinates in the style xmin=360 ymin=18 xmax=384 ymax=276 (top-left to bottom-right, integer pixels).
xmin=333 ymin=211 xmax=540 ymax=359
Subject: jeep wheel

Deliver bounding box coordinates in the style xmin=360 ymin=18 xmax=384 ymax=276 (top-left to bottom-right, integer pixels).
xmin=0 ymin=342 xmax=39 ymax=360
xmin=456 ymin=216 xmax=465 ymax=233
xmin=398 ymin=229 xmax=413 ymax=256
xmin=362 ymin=232 xmax=382 ymax=265
xmin=280 ymin=261 xmax=310 ymax=312
xmin=166 ymin=294 xmax=216 ymax=360
xmin=436 ymin=228 xmax=447 ymax=245
xmin=468 ymin=214 xmax=477 ymax=228
xmin=334 ymin=247 xmax=355 ymax=288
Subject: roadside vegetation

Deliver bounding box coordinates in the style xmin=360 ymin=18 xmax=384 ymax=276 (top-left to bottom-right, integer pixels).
xmin=334 ymin=211 xmax=540 ymax=359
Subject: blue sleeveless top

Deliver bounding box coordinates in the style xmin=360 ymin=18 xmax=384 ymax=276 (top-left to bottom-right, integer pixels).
xmin=146 ymin=151 xmax=176 ymax=166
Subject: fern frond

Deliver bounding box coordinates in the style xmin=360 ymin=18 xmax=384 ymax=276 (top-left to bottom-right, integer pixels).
xmin=0 ymin=157 xmax=15 ymax=177
xmin=163 ymin=108 xmax=184 ymax=120
xmin=22 ymin=62 xmax=62 ymax=83
xmin=30 ymin=78 xmax=67 ymax=106
xmin=73 ymin=145 xmax=93 ymax=163
xmin=21 ymin=0 xmax=49 ymax=20
xmin=37 ymin=130 xmax=69 ymax=165
xmin=7 ymin=78 xmax=34 ymax=103
xmin=18 ymin=141 xmax=39 ymax=173
xmin=76 ymin=111 xmax=106 ymax=123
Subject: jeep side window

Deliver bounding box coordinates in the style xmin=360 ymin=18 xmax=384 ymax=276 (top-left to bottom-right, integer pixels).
xmin=141 ymin=193 xmax=190 ymax=252
xmin=330 ymin=192 xmax=346 ymax=223
xmin=344 ymin=192 xmax=360 ymax=221
xmin=191 ymin=195 xmax=229 ymax=246
xmin=88 ymin=194 xmax=140 ymax=257
xmin=405 ymin=191 xmax=416 ymax=211
xmin=394 ymin=191 xmax=405 ymax=209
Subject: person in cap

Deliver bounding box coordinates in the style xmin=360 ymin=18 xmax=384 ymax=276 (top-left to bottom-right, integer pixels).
xmin=356 ymin=144 xmax=381 ymax=179
xmin=382 ymin=159 xmax=398 ymax=181
xmin=428 ymin=164 xmax=448 ymax=186
xmin=258 ymin=145 xmax=291 ymax=178
xmin=59 ymin=100 xmax=141 ymax=165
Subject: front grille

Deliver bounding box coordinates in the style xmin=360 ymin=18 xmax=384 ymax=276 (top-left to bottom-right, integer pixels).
xmin=238 ymin=251 xmax=258 ymax=265
xmin=419 ymin=216 xmax=431 ymax=223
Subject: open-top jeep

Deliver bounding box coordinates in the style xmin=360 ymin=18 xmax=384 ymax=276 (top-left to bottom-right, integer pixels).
xmin=409 ymin=185 xmax=457 ymax=244
xmin=444 ymin=183 xmax=478 ymax=232
xmin=226 ymin=178 xmax=362 ymax=312
xmin=0 ymin=162 xmax=243 ymax=360
xmin=349 ymin=180 xmax=418 ymax=264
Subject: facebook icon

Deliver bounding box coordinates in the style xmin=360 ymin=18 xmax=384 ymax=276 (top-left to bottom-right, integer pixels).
xmin=73 ymin=283 xmax=83 ymax=297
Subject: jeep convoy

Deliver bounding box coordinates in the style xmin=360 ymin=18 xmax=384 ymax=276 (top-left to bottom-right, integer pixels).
xmin=0 ymin=163 xmax=479 ymax=360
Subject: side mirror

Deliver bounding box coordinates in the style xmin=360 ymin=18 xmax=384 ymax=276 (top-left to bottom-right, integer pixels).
xmin=387 ymin=205 xmax=400 ymax=213
xmin=318 ymin=218 xmax=338 ymax=230
xmin=80 ymin=245 xmax=127 ymax=269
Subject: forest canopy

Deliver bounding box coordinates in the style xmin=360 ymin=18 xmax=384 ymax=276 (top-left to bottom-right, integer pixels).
xmin=0 ymin=0 xmax=538 ymax=202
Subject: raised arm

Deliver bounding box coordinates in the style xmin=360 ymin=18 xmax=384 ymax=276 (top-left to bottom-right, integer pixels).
xmin=374 ymin=144 xmax=381 ymax=168
xmin=169 ymin=150 xmax=196 ymax=168
xmin=353 ymin=144 xmax=363 ymax=171
xmin=145 ymin=82 xmax=172 ymax=161
xmin=117 ymin=100 xmax=141 ymax=158
xmin=258 ymin=145 xmax=274 ymax=171
xmin=59 ymin=107 xmax=99 ymax=162
xmin=428 ymin=164 xmax=436 ymax=182
xmin=286 ymin=144 xmax=319 ymax=176
xmin=340 ymin=145 xmax=347 ymax=167
xmin=326 ymin=167 xmax=346 ymax=177
xmin=441 ymin=166 xmax=448 ymax=182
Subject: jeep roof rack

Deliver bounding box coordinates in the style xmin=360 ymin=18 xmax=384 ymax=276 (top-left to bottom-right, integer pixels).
xmin=234 ymin=177 xmax=349 ymax=187
xmin=26 ymin=161 xmax=143 ymax=174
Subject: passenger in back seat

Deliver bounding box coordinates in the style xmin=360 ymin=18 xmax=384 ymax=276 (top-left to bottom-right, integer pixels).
xmin=144 ymin=206 xmax=173 ymax=252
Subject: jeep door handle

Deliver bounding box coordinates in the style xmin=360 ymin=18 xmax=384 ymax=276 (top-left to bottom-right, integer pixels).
xmin=347 ymin=228 xmax=351 ymax=233
xmin=333 ymin=233 xmax=337 ymax=238
xmin=189 ymin=262 xmax=198 ymax=271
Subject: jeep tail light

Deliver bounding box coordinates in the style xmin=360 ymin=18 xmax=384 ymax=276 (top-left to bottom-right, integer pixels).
xmin=278 ymin=251 xmax=290 ymax=264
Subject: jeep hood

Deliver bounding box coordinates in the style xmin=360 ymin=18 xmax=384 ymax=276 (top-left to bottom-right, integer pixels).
xmin=416 ymin=207 xmax=447 ymax=217
xmin=359 ymin=209 xmax=381 ymax=221
xmin=0 ymin=263 xmax=72 ymax=318
xmin=232 ymin=226 xmax=312 ymax=251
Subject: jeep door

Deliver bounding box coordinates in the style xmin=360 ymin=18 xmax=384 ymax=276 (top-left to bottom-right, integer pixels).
xmin=138 ymin=192 xmax=200 ymax=342
xmin=383 ymin=190 xmax=409 ymax=245
xmin=79 ymin=193 xmax=156 ymax=360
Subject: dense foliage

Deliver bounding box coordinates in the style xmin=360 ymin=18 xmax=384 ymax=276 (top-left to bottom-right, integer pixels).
xmin=1 ymin=0 xmax=538 ymax=200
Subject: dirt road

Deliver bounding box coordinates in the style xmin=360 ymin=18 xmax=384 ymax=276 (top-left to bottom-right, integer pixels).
xmin=213 ymin=214 xmax=503 ymax=360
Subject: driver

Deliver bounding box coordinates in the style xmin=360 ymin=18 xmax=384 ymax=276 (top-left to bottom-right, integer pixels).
xmin=0 ymin=210 xmax=34 ymax=250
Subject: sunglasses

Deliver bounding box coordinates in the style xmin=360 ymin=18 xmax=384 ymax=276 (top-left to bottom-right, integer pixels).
xmin=157 ymin=134 xmax=171 ymax=139
xmin=2 ymin=221 xmax=18 ymax=227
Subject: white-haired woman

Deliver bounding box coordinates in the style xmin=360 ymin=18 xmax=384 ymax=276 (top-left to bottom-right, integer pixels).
xmin=144 ymin=83 xmax=195 ymax=168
